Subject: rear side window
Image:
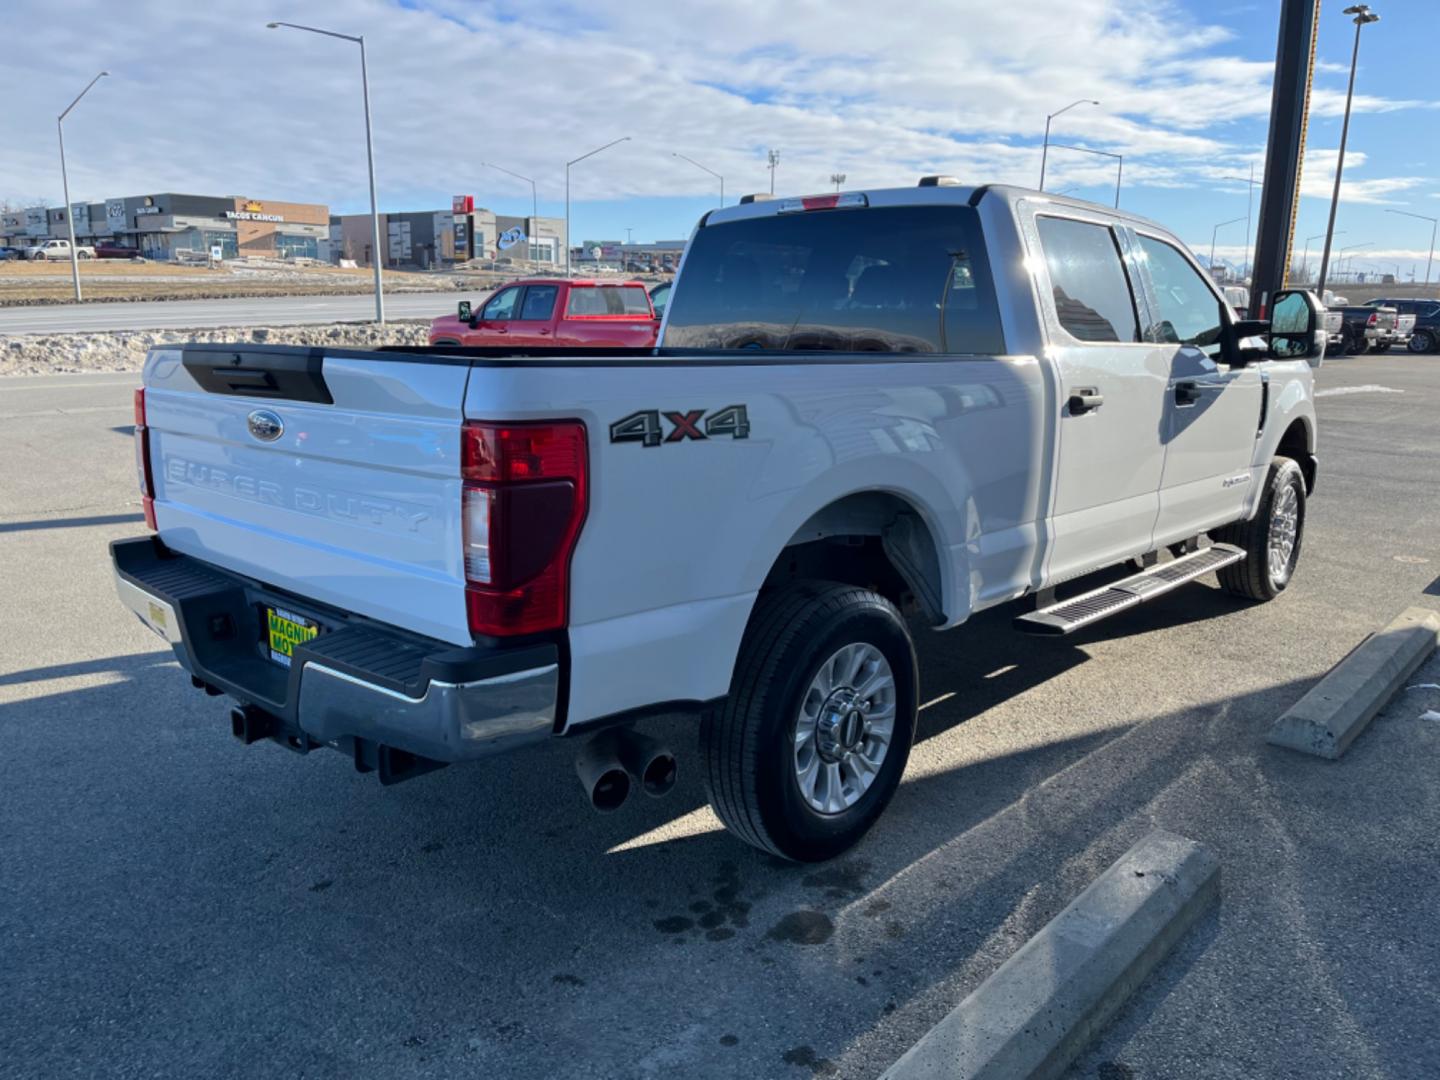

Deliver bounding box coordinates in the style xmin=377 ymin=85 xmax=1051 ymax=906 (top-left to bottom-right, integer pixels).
xmin=662 ymin=205 xmax=1004 ymax=354
xmin=566 ymin=285 xmax=652 ymax=317
xmin=520 ymin=285 xmax=558 ymax=320
xmin=1036 ymin=216 xmax=1140 ymax=343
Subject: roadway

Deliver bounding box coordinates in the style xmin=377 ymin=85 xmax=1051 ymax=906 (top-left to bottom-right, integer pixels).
xmin=0 ymin=290 xmax=468 ymax=334
xmin=2 ymin=357 xmax=1438 ymax=1079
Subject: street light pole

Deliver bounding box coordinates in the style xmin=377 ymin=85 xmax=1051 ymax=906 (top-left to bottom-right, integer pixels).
xmin=482 ymin=162 xmax=539 ymax=262
xmin=1337 ymin=241 xmax=1373 ymax=284
xmin=1385 ymin=208 xmax=1437 ymax=287
xmin=1210 ymin=216 xmax=1247 ymax=279
xmin=830 ymin=172 xmax=846 ymax=192
xmin=1039 ymin=99 xmax=1099 ymax=192
xmin=1047 ymin=143 xmax=1123 ymax=208
xmin=672 ymin=152 xmax=724 ymax=208
xmin=1317 ymin=4 xmax=1381 ymax=296
xmin=566 ymin=136 xmax=630 ymax=277
xmin=1301 ymin=230 xmax=1342 ymax=285
xmin=57 ymin=70 xmax=108 ymax=303
xmin=1221 ymin=167 xmax=1263 ymax=280
xmin=267 ymin=21 xmax=385 ymax=322
xmin=767 ymin=149 xmax=781 ymax=195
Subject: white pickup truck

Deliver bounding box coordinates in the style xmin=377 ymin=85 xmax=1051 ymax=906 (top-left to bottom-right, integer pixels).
xmin=112 ymin=182 xmax=1325 ymax=861
xmin=24 ymin=238 xmax=94 ymax=260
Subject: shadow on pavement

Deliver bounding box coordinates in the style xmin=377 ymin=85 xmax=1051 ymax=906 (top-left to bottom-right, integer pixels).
xmin=0 ymin=512 xmax=144 ymax=534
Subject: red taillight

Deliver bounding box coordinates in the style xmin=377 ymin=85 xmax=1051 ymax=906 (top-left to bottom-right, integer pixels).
xmin=461 ymin=420 xmax=588 ymax=636
xmin=133 ymin=388 xmax=156 ymax=530
xmin=1367 ymin=313 xmax=1378 ymax=326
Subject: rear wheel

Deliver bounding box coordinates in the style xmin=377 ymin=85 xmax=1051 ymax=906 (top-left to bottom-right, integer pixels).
xmin=1342 ymin=328 xmax=1363 ymax=356
xmin=1211 ymin=457 xmax=1306 ymax=602
xmin=1409 ymin=329 xmax=1435 ymax=354
xmin=1374 ymin=342 xmax=1390 ymax=353
xmin=701 ymin=581 xmax=918 ymax=861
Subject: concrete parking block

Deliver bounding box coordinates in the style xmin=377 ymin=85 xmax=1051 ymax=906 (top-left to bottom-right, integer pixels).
xmin=1268 ymin=606 xmax=1440 ymax=760
xmin=878 ymin=830 xmax=1219 ymax=1080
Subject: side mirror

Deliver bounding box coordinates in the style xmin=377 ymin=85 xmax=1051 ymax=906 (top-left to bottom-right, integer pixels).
xmin=457 ymin=300 xmax=472 ymax=322
xmin=1268 ymin=289 xmax=1324 ymax=366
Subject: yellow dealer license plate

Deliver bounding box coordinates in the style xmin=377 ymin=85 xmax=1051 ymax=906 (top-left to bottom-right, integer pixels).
xmin=266 ymin=606 xmax=319 ymax=667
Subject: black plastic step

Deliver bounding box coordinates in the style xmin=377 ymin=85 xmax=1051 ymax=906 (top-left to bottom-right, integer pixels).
xmin=1015 ymin=543 xmax=1245 ymax=636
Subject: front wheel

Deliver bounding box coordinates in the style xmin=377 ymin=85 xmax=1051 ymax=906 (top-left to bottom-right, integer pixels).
xmin=1408 ymin=330 xmax=1435 ymax=354
xmin=1211 ymin=457 xmax=1306 ymax=602
xmin=701 ymin=582 xmax=918 ymax=862
xmin=1374 ymin=342 xmax=1390 ymax=353
xmin=77 ymin=251 xmax=92 ymax=260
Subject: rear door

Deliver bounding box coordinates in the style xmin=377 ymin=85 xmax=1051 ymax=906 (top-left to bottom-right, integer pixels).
xmin=505 ymin=283 xmax=560 ymax=346
xmin=143 ymin=346 xmax=473 ymax=644
xmin=1026 ymin=207 xmax=1169 ymax=583
xmin=1133 ymin=230 xmax=1263 ymax=545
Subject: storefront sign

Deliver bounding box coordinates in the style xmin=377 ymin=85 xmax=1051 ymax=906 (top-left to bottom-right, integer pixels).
xmin=453 ymin=195 xmax=474 ymax=214
xmin=135 ymin=206 xmax=160 ymax=216
xmin=497 ymin=226 xmax=525 ymax=251
xmin=224 ymin=210 xmax=284 ymax=222
xmin=453 ymin=220 xmax=469 ymax=257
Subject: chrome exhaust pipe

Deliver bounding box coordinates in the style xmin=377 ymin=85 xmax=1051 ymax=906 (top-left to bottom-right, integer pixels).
xmin=612 ymin=729 xmax=677 ymax=798
xmin=575 ymin=731 xmax=632 ymax=812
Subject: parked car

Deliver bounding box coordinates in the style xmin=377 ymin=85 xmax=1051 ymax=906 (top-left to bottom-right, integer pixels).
xmin=1223 ymin=285 xmax=1250 ymax=318
xmin=112 ymin=182 xmax=1323 ymax=861
xmin=429 ymin=278 xmax=659 ymax=348
xmin=648 ymin=280 xmax=672 ymax=321
xmin=0 ymin=244 xmax=24 ymax=261
xmin=94 ymin=241 xmax=141 ymax=259
xmin=1364 ymin=297 xmax=1439 ymax=354
xmin=23 ymin=238 xmax=95 ymax=260
xmin=1326 ymin=298 xmax=1397 ymax=355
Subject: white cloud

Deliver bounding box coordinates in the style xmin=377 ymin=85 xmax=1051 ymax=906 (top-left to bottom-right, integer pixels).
xmin=0 ymin=0 xmax=1432 ymax=219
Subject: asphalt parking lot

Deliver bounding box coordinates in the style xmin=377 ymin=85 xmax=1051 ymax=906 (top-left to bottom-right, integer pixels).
xmin=3 ymin=353 xmax=1438 ymax=1080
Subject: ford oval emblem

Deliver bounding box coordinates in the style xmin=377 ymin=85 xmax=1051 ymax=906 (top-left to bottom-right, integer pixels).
xmin=247 ymin=409 xmax=284 ymax=442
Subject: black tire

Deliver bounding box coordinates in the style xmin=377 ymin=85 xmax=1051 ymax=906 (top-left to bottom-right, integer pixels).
xmin=1211 ymin=457 xmax=1306 ymax=602
xmin=1409 ymin=330 xmax=1435 ymax=354
xmin=1374 ymin=342 xmax=1390 ymax=353
xmin=701 ymin=581 xmax=918 ymax=862
xmin=1342 ymin=328 xmax=1362 ymax=356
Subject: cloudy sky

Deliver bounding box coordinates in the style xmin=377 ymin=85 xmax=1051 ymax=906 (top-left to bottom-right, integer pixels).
xmin=3 ymin=0 xmax=1437 ymax=278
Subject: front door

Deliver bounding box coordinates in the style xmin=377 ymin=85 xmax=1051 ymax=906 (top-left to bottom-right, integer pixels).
xmin=1028 ymin=209 xmax=1171 ymax=585
xmin=1134 ymin=232 xmax=1264 ymax=545
xmin=475 ymin=285 xmax=521 ymax=342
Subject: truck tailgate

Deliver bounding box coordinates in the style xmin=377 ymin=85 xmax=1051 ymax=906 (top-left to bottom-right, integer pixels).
xmin=143 ymin=346 xmax=473 ymax=645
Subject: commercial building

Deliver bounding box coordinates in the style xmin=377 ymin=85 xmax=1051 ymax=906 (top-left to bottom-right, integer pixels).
xmin=329 ymin=198 xmax=566 ymax=269
xmin=573 ymin=240 xmax=687 ymax=269
xmin=0 ymin=193 xmax=329 ymax=260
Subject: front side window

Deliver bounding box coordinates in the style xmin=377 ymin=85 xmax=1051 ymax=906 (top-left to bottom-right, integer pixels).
xmin=483 ymin=286 xmax=520 ymax=321
xmin=1136 ymin=235 xmax=1223 ymax=356
xmin=1036 ymin=216 xmax=1140 ymax=344
xmin=520 ymin=285 xmax=558 ymax=320
xmin=661 ymin=205 xmax=1004 ymax=354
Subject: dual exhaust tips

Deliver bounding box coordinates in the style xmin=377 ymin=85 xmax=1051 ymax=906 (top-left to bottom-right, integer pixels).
xmin=575 ymin=728 xmax=677 ymax=812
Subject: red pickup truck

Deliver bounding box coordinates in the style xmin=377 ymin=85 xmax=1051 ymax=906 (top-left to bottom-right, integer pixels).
xmin=429 ymin=278 xmax=659 ymax=347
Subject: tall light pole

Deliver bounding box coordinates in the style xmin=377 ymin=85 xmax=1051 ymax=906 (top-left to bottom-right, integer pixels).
xmin=1047 ymin=144 xmax=1123 ymax=208
xmin=1210 ymin=216 xmax=1247 ymax=280
xmin=482 ymin=162 xmax=539 ymax=262
xmin=1338 ymin=241 xmax=1373 ymax=283
xmin=267 ymin=21 xmax=384 ymax=322
xmin=1385 ymin=208 xmax=1437 ymax=287
xmin=57 ymin=70 xmax=108 ymax=303
xmin=830 ymin=172 xmax=847 ymax=192
xmin=1222 ymin=165 xmax=1262 ymax=280
xmin=1039 ymin=99 xmax=1099 ymax=192
xmin=1317 ymin=4 xmax=1381 ymax=296
xmin=672 ymin=152 xmax=724 ymax=209
xmin=1300 ymin=230 xmax=1343 ymax=285
xmin=566 ymin=136 xmax=630 ymax=277
xmin=767 ymin=149 xmax=781 ymax=195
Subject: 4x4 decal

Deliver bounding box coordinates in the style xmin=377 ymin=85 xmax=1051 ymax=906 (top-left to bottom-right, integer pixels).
xmin=609 ymin=405 xmax=750 ymax=447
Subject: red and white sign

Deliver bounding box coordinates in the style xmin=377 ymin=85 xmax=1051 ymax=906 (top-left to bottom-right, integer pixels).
xmin=452 ymin=195 xmax=474 ymax=214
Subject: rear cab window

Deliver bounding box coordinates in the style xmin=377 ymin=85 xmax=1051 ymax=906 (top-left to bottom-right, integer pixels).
xmin=565 ymin=285 xmax=653 ymax=318
xmin=661 ymin=204 xmax=1005 ymax=354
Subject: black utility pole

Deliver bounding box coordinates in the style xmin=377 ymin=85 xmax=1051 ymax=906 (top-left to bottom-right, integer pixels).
xmin=1249 ymin=0 xmax=1320 ymax=318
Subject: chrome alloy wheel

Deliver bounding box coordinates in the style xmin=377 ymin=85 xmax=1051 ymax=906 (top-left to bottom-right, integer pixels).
xmin=1268 ymin=483 xmax=1300 ymax=586
xmin=793 ymin=643 xmax=896 ymax=815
